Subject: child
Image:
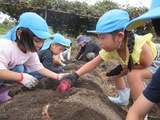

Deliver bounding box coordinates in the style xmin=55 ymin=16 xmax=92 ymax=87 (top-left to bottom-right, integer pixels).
xmin=126 ymin=0 xmax=160 ymax=119
xmin=29 ymin=33 xmax=71 ymax=79
xmin=54 ymin=39 xmax=72 ymax=67
xmin=0 ymin=12 xmax=67 ymax=103
xmin=56 ymin=9 xmax=160 ymax=109
xmin=74 ymin=35 xmax=101 ymax=62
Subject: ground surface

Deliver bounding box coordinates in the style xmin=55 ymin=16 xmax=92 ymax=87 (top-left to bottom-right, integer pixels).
xmin=0 ymin=60 xmax=160 ymax=120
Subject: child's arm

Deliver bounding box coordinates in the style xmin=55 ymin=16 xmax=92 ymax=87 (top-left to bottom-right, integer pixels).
xmin=75 ymin=47 xmax=84 ymax=60
xmin=122 ymin=43 xmax=153 ymax=70
xmin=54 ymin=55 xmax=63 ymax=65
xmin=59 ymin=53 xmax=65 ymax=62
xmin=0 ymin=69 xmax=38 ymax=89
xmin=126 ymin=94 xmax=154 ymax=120
xmin=36 ymin=68 xmax=58 ymax=80
xmin=58 ymin=55 xmax=103 ymax=83
xmin=129 ymin=43 xmax=153 ymax=70
xmin=0 ymin=69 xmax=22 ymax=81
xmin=139 ymin=43 xmax=153 ymax=67
xmin=76 ymin=55 xmax=103 ymax=76
xmin=67 ymin=49 xmax=71 ymax=60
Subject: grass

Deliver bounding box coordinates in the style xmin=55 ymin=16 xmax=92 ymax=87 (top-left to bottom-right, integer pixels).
xmin=0 ymin=23 xmax=12 ymax=34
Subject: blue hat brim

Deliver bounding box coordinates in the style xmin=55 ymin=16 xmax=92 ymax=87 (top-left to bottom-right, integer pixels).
xmin=31 ymin=29 xmax=53 ymax=39
xmin=41 ymin=35 xmax=71 ymax=50
xmin=126 ymin=7 xmax=160 ymax=30
xmin=41 ymin=40 xmax=54 ymax=50
xmin=87 ymin=30 xmax=107 ymax=34
xmin=3 ymin=25 xmax=20 ymax=40
xmin=3 ymin=25 xmax=54 ymax=40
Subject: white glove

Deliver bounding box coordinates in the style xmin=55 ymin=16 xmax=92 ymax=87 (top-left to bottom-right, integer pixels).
xmin=57 ymin=73 xmax=70 ymax=81
xmin=18 ymin=73 xmax=39 ymax=89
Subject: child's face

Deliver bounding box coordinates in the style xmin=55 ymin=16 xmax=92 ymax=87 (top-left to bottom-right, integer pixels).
xmin=80 ymin=42 xmax=86 ymax=47
xmin=98 ymin=33 xmax=121 ymax=52
xmin=51 ymin=43 xmax=66 ymax=55
xmin=33 ymin=37 xmax=45 ymax=51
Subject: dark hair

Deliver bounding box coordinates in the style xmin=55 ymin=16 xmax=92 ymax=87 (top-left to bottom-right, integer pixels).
xmin=152 ymin=18 xmax=160 ymax=37
xmin=55 ymin=43 xmax=66 ymax=47
xmin=54 ymin=43 xmax=67 ymax=51
xmin=111 ymin=29 xmax=135 ymax=71
xmin=16 ymin=27 xmax=37 ymax=52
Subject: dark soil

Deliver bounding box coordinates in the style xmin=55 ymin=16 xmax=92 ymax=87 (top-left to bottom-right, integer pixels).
xmin=0 ymin=61 xmax=159 ymax=120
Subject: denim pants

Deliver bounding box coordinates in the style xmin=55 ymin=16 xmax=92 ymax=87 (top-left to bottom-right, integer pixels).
xmin=23 ymin=66 xmax=43 ymax=79
xmin=27 ymin=71 xmax=43 ymax=79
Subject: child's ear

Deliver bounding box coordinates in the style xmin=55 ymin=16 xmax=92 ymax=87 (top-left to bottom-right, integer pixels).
xmin=51 ymin=43 xmax=57 ymax=50
xmin=16 ymin=29 xmax=22 ymax=40
xmin=50 ymin=43 xmax=56 ymax=51
xmin=117 ymin=32 xmax=125 ymax=41
xmin=51 ymin=43 xmax=56 ymax=47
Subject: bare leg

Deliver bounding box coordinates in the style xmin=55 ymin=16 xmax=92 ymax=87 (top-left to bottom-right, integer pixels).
xmin=108 ymin=71 xmax=130 ymax=105
xmin=127 ymin=69 xmax=152 ymax=101
xmin=113 ymin=70 xmax=128 ymax=89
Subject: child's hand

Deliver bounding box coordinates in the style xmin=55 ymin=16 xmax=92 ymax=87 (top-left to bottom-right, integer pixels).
xmin=57 ymin=73 xmax=79 ymax=86
xmin=62 ymin=73 xmax=79 ymax=86
xmin=54 ymin=55 xmax=62 ymax=64
xmin=18 ymin=73 xmax=39 ymax=89
xmin=106 ymin=64 xmax=123 ymax=76
xmin=57 ymin=73 xmax=70 ymax=80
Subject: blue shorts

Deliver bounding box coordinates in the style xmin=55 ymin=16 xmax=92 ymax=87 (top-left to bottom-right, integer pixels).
xmin=143 ymin=67 xmax=160 ymax=103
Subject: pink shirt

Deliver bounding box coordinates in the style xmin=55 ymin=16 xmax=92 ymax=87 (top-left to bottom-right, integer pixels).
xmin=0 ymin=38 xmax=44 ymax=72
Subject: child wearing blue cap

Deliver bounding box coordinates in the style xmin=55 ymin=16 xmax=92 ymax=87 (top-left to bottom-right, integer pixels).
xmin=57 ymin=8 xmax=160 ymax=109
xmin=74 ymin=35 xmax=101 ymax=62
xmin=54 ymin=39 xmax=72 ymax=67
xmin=55 ymin=48 xmax=71 ymax=67
xmin=29 ymin=33 xmax=71 ymax=79
xmin=0 ymin=12 xmax=67 ymax=103
xmin=126 ymin=0 xmax=160 ymax=119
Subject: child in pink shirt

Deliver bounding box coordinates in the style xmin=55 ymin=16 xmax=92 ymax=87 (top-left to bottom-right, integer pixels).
xmin=0 ymin=12 xmax=66 ymax=103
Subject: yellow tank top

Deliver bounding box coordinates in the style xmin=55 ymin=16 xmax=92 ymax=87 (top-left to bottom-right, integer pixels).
xmin=99 ymin=33 xmax=157 ymax=65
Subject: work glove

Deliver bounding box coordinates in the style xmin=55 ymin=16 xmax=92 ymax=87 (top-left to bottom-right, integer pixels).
xmin=17 ymin=73 xmax=39 ymax=89
xmin=55 ymin=73 xmax=79 ymax=92
xmin=106 ymin=64 xmax=123 ymax=76
xmin=57 ymin=73 xmax=70 ymax=81
xmin=62 ymin=73 xmax=79 ymax=86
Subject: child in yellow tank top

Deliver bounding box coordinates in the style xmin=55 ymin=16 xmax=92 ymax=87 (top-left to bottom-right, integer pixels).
xmin=57 ymin=9 xmax=160 ymax=114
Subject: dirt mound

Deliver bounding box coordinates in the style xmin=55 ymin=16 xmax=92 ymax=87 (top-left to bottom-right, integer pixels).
xmin=0 ymin=61 xmax=159 ymax=120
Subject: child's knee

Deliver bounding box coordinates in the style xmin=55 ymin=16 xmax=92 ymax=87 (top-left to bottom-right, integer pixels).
xmin=127 ymin=70 xmax=141 ymax=84
xmin=11 ymin=64 xmax=25 ymax=72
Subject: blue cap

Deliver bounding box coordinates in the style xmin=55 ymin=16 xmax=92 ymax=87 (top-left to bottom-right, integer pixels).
xmin=3 ymin=12 xmax=53 ymax=40
xmin=41 ymin=33 xmax=71 ymax=50
xmin=126 ymin=0 xmax=159 ymax=30
xmin=87 ymin=9 xmax=130 ymax=34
